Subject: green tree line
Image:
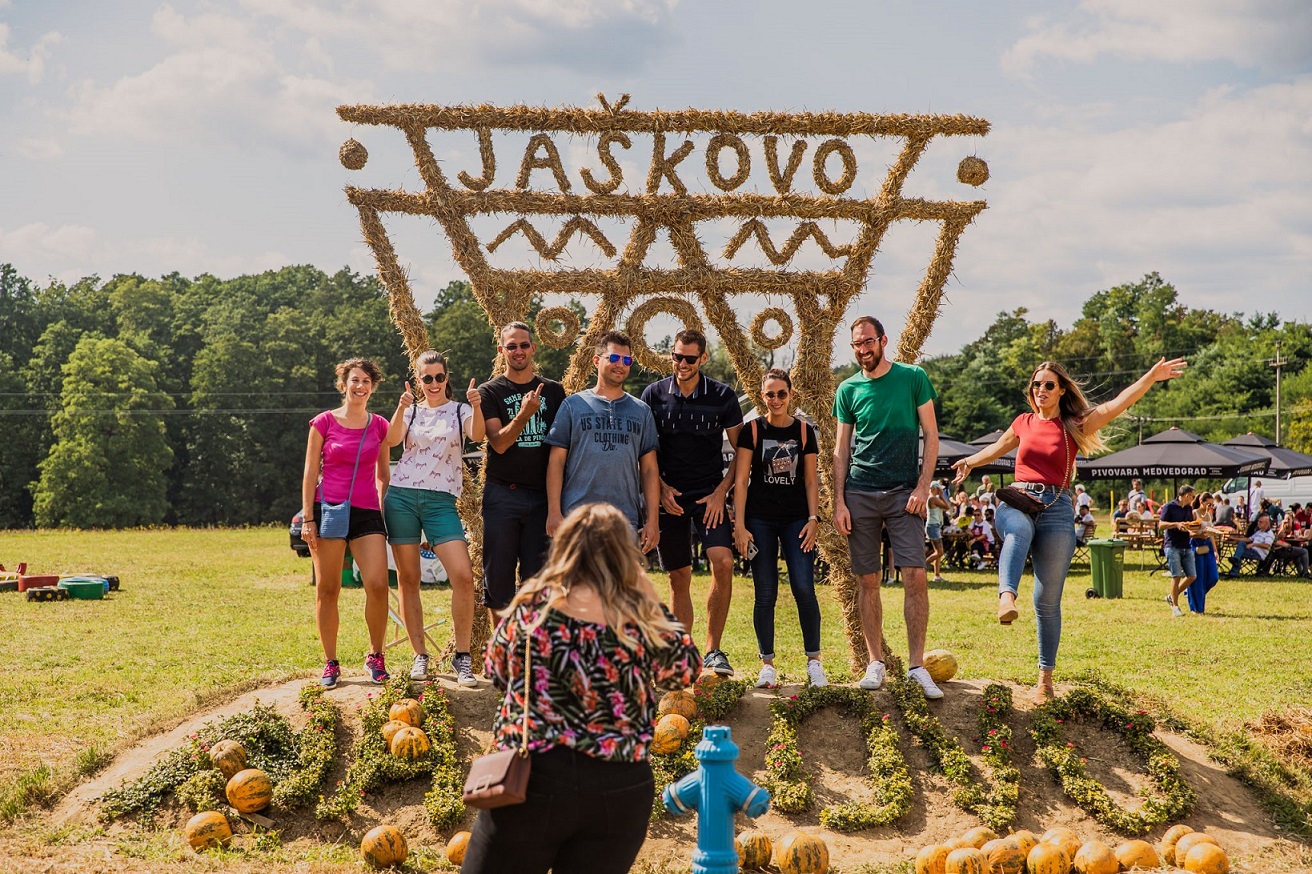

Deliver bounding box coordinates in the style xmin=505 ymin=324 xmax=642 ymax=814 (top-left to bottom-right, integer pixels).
xmin=0 ymin=264 xmax=1307 ymax=528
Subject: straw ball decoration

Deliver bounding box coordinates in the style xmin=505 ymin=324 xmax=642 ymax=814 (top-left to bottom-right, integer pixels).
xmin=535 ymin=307 xmax=581 ymax=349
xmin=751 ymin=308 xmax=794 ymax=350
xmin=957 ymin=156 xmax=989 ymax=186
xmin=339 ymin=139 xmax=368 ymax=170
xmin=625 ymin=297 xmax=705 ymax=374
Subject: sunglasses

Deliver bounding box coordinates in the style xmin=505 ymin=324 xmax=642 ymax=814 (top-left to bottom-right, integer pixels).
xmin=671 ymin=352 xmax=700 ymax=365
xmin=604 ymin=353 xmax=633 ymax=366
xmin=419 ymin=373 xmax=448 ymax=384
xmin=1031 ymin=380 xmax=1057 ymax=392
xmin=763 ymin=390 xmax=789 ymax=399
xmin=501 ymin=342 xmax=532 ymax=352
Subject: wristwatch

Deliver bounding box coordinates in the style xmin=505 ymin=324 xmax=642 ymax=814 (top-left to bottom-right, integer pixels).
xmin=808 ymin=515 xmax=819 ymax=521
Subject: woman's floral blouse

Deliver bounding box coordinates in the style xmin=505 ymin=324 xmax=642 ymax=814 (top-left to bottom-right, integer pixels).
xmin=484 ymin=590 xmax=700 ymax=762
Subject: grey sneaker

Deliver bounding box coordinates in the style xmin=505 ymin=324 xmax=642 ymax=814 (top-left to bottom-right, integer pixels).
xmin=703 ymin=649 xmax=735 ymax=677
xmin=858 ymin=660 xmax=886 ymax=690
xmin=907 ymin=665 xmax=945 ymax=700
xmin=806 ymin=660 xmax=829 ymax=688
xmin=410 ymin=653 xmax=430 ymax=681
xmin=453 ymin=653 xmax=477 ymax=687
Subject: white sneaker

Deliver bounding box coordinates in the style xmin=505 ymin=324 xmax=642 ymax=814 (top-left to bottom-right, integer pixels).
xmin=1171 ymin=605 xmax=1184 ymax=618
xmin=410 ymin=653 xmax=430 ymax=681
xmin=907 ymin=666 xmax=945 ymax=700
xmin=858 ymin=660 xmax=886 ymax=690
xmin=806 ymin=660 xmax=829 ymax=688
xmin=755 ymin=664 xmax=778 ymax=688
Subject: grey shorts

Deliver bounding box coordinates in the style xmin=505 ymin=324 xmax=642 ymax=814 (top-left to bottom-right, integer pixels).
xmin=845 ymin=487 xmax=926 ymax=575
xmin=1165 ymin=545 xmax=1197 ymax=579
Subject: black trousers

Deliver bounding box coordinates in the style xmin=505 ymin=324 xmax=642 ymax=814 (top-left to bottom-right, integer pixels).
xmin=481 ymin=480 xmax=550 ymax=610
xmin=461 ymin=745 xmax=654 ymax=874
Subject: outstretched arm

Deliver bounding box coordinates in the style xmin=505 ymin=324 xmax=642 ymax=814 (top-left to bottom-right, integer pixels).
xmin=1081 ymin=357 xmax=1187 ymax=434
xmin=953 ymin=428 xmax=1019 ymax=484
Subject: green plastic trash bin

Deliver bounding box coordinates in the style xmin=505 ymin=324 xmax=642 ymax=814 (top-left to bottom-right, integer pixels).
xmin=1088 ymin=539 xmax=1127 ymax=598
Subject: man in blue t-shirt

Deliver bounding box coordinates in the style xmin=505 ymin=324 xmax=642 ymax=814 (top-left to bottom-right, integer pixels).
xmin=545 ymin=330 xmax=660 ymax=553
xmin=1158 ymin=485 xmax=1197 ymax=617
xmin=832 ymin=315 xmax=943 ymax=699
xmin=641 ymin=329 xmax=744 ymax=676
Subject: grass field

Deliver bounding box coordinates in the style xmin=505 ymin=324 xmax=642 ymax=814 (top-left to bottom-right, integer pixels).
xmin=1 ymin=526 xmax=1310 ymax=825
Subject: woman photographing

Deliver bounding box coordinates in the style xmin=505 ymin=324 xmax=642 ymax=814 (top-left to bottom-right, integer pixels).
xmin=301 ymin=358 xmax=392 ymax=688
xmin=953 ymin=357 xmax=1185 ymax=702
xmin=460 ymin=503 xmax=700 ymax=874
xmin=383 ymin=350 xmax=485 ymax=687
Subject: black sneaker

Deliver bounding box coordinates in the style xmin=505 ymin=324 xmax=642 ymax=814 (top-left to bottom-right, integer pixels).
xmin=703 ymin=649 xmax=735 ymax=677
xmin=320 ymin=659 xmax=341 ymax=689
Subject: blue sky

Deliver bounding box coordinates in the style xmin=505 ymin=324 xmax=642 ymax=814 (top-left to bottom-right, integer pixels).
xmin=1 ymin=1 xmax=1309 ymax=357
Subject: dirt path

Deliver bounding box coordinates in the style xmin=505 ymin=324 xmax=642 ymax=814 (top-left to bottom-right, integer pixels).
xmin=8 ymin=676 xmax=1310 ymax=873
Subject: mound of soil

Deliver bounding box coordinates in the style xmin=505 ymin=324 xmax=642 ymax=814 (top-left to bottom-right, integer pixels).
xmin=26 ymin=676 xmax=1312 ymax=872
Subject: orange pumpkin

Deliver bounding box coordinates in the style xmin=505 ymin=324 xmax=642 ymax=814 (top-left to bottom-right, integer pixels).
xmin=1182 ymin=842 xmax=1230 ymax=874
xmin=1009 ymin=830 xmax=1039 ymax=856
xmin=389 ymin=725 xmax=431 ymax=759
xmin=1160 ymin=823 xmax=1195 ymax=865
xmin=777 ymin=831 xmax=829 ymax=874
xmin=1114 ymin=839 xmax=1161 ymax=870
xmin=915 ymin=844 xmax=951 ymax=874
xmin=923 ymin=649 xmax=959 ymax=683
xmin=657 ymin=689 xmax=697 ymax=721
xmin=1041 ymin=826 xmax=1081 ymax=863
xmin=381 ymin=719 xmax=410 ymax=747
xmin=360 ymin=824 xmax=407 ymax=869
xmin=388 ymin=698 xmax=424 ymax=727
xmin=183 ymin=811 xmax=232 ymax=851
xmin=445 ymin=831 xmax=471 ymax=866
xmin=1173 ymin=832 xmax=1219 ymax=865
xmin=986 ymin=838 xmax=1027 ymax=874
xmin=225 ymin=768 xmax=272 ymax=814
xmin=1027 ymin=841 xmax=1071 ymax=874
xmin=962 ymin=826 xmax=999 ymax=849
xmin=1073 ymin=840 xmax=1119 ymax=874
xmin=944 ymin=847 xmax=985 ymax=874
xmin=735 ymin=829 xmax=773 ymax=870
xmin=695 ymin=671 xmax=726 ymax=695
xmin=208 ymin=740 xmax=247 ymax=780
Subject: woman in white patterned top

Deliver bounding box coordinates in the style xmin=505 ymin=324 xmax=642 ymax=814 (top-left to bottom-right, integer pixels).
xmin=384 ymin=350 xmax=486 ymax=686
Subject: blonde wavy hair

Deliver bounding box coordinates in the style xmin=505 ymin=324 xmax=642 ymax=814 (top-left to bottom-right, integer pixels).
xmin=1026 ymin=361 xmax=1108 ymax=456
xmin=508 ymin=503 xmax=682 ymax=651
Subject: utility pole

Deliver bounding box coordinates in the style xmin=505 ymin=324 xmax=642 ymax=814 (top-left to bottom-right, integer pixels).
xmin=1269 ymin=339 xmax=1287 ymax=445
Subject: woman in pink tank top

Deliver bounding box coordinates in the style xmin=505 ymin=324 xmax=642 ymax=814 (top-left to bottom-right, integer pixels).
xmin=953 ymin=357 xmax=1185 ymax=702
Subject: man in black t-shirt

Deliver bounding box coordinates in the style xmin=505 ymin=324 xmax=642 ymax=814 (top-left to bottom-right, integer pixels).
xmin=477 ymin=322 xmax=568 ymax=611
xmin=640 ymin=329 xmax=744 ymax=676
xmin=1158 ymin=485 xmax=1197 ymax=617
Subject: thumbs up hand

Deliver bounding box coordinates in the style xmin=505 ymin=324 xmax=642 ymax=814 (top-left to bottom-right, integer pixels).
xmin=398 ymin=381 xmax=415 ymax=410
xmin=467 ymin=378 xmax=481 ymax=408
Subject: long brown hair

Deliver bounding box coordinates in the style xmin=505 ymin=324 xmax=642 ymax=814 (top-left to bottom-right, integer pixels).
xmin=1026 ymin=361 xmax=1107 ymax=455
xmin=508 ymin=503 xmax=682 ymax=650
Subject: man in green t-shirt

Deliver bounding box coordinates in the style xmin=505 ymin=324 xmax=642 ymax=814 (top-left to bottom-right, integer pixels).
xmin=832 ymin=315 xmax=943 ymax=699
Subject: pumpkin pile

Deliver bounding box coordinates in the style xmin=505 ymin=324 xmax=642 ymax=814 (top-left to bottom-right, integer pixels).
xmin=918 ymin=822 xmax=1231 ymax=874
xmin=387 ymin=698 xmax=431 ymax=759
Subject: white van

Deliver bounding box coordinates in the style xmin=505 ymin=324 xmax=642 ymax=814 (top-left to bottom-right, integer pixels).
xmin=1220 ymin=475 xmax=1312 ymax=508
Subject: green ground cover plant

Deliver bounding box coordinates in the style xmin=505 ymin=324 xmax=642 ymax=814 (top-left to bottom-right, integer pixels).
xmin=1 ymin=526 xmax=1309 ymax=832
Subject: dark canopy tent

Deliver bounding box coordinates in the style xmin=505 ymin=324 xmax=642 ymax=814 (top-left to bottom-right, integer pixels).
xmin=1222 ymin=433 xmax=1312 ymax=479
xmin=1078 ymin=427 xmax=1269 ymax=484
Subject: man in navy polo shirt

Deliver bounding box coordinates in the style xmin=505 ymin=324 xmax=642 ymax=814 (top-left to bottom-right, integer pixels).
xmin=641 ymin=329 xmax=744 ymax=676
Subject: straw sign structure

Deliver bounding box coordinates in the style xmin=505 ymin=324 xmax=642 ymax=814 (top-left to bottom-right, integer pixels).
xmin=338 ymin=94 xmax=989 ymax=669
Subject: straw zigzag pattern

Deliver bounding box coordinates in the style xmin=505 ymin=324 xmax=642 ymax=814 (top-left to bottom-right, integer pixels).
xmin=486 ymin=217 xmax=618 ymax=260
xmin=723 ymin=219 xmax=852 ymax=264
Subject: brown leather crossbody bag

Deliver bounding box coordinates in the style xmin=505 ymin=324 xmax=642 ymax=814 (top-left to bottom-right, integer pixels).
xmin=462 ymin=632 xmax=532 ymax=809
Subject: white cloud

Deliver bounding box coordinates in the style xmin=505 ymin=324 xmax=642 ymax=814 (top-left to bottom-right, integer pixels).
xmin=0 ymin=21 xmax=61 ymax=83
xmin=1004 ymin=0 xmax=1312 ymax=76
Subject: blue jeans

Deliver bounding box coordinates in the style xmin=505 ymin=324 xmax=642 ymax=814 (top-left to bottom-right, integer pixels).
xmin=746 ymin=516 xmax=821 ymax=660
xmin=1185 ymin=540 xmax=1219 ymax=613
xmin=996 ymin=491 xmax=1076 ymax=671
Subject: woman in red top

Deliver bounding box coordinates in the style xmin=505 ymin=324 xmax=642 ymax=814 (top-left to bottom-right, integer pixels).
xmin=953 ymin=357 xmax=1185 ymax=701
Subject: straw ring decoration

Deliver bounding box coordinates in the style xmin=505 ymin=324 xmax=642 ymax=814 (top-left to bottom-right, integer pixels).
xmin=534 ymin=307 xmax=581 ymax=349
xmin=625 ymin=297 xmax=706 ymax=374
xmin=750 ymin=307 xmax=794 ymax=350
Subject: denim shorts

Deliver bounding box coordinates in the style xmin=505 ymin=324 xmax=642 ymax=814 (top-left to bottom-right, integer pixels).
xmin=926 ymin=522 xmax=943 ymax=541
xmin=1164 ymin=545 xmax=1197 ymax=578
xmin=383 ymin=486 xmax=466 ymax=546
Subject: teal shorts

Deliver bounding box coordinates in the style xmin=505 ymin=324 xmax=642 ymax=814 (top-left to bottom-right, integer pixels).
xmin=383 ymin=486 xmax=466 ymax=546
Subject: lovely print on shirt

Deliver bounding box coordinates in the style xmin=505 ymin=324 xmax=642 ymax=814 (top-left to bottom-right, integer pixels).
xmin=391 ymin=403 xmax=470 ymax=496
xmin=761 ymin=437 xmax=801 ymax=486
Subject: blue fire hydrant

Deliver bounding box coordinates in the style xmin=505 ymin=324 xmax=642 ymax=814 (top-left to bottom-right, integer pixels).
xmin=662 ymin=725 xmax=771 ymax=874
